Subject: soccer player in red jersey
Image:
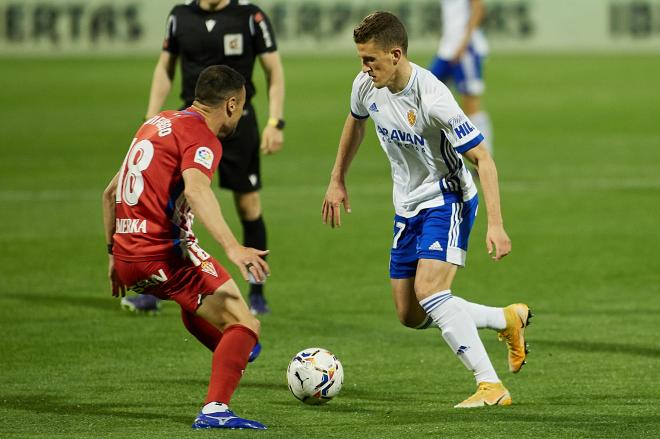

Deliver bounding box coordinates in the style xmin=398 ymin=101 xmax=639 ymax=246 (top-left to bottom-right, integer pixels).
xmin=125 ymin=0 xmax=286 ymax=315
xmin=102 ymin=65 xmax=268 ymax=430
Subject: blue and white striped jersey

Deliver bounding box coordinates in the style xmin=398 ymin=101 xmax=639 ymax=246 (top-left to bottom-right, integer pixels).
xmin=350 ymin=63 xmax=483 ymax=218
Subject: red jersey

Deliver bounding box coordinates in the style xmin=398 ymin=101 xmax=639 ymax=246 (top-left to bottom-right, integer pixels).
xmin=113 ymin=109 xmax=221 ymax=262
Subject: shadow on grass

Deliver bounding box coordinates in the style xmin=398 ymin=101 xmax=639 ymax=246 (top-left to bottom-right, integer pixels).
xmin=1 ymin=292 xmax=116 ymax=313
xmin=468 ymin=410 xmax=660 ymax=430
xmin=148 ymin=377 xmax=208 ymax=387
xmin=0 ymin=394 xmax=193 ymax=425
xmin=537 ymin=339 xmax=660 ymax=358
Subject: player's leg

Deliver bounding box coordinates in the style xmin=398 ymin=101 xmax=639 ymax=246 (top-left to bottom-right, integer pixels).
xmin=191 ymin=277 xmax=265 ymax=429
xmin=410 ymin=291 xmax=531 ymax=373
xmin=452 ymin=297 xmax=506 ymax=330
xmin=414 ymin=259 xmax=498 ymax=383
xmin=391 ymin=278 xmax=434 ymax=329
xmin=415 ymin=258 xmax=510 ymax=408
xmin=452 ymin=195 xmax=531 ymax=373
xmin=389 ymin=214 xmax=436 ymax=328
xmin=195 ymin=277 xmax=260 ymax=403
xmin=163 ymin=255 xmax=264 ymax=430
xmin=414 ymin=200 xmax=510 ymax=407
xmin=233 ymin=190 xmax=269 ymax=315
xmin=394 ymin=283 xmax=528 ymax=340
xmin=181 ymin=308 xmax=222 ymax=351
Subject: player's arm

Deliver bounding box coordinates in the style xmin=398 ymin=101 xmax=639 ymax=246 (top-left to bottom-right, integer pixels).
xmin=453 ymin=0 xmax=485 ymax=63
xmin=102 ymin=173 xmax=126 ymax=297
xmin=145 ymin=51 xmax=178 ymax=119
xmin=322 ymin=114 xmax=367 ymax=228
xmin=463 ymin=143 xmax=511 ymax=260
xmin=258 ymin=51 xmax=285 ymax=155
xmin=182 ymin=168 xmax=270 ymax=282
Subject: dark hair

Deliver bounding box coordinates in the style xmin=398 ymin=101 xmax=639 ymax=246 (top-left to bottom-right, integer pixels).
xmin=194 ymin=65 xmax=245 ymax=107
xmin=353 ymin=11 xmax=408 ymax=55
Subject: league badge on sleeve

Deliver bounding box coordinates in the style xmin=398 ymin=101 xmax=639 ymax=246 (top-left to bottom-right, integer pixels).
xmin=194 ymin=146 xmax=214 ymax=170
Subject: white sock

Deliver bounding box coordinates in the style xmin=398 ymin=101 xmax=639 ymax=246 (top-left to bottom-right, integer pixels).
xmin=470 ymin=111 xmax=493 ymax=156
xmin=202 ymin=402 xmax=229 ymax=414
xmin=453 ymin=296 xmax=506 ymax=330
xmin=420 ymin=290 xmax=499 ymax=384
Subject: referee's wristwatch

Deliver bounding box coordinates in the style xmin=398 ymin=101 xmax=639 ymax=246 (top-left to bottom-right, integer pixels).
xmin=267 ymin=117 xmax=285 ymax=130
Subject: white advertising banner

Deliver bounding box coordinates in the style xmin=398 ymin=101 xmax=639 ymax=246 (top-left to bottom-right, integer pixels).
xmin=1 ymin=0 xmax=659 ymax=55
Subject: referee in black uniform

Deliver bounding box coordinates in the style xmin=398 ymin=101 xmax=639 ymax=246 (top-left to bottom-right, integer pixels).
xmin=133 ymin=0 xmax=284 ymax=315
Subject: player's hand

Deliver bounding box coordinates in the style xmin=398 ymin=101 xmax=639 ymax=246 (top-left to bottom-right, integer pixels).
xmin=260 ymin=125 xmax=284 ymax=155
xmin=322 ymin=180 xmax=351 ymax=228
xmin=227 ymin=245 xmax=271 ymax=283
xmin=486 ymin=225 xmax=511 ymax=261
xmin=451 ymin=41 xmax=469 ymax=64
xmin=108 ymin=255 xmax=126 ymax=297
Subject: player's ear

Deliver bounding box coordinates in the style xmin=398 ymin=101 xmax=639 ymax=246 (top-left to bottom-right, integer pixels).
xmin=391 ymin=47 xmax=402 ymax=65
xmin=226 ymin=96 xmax=237 ymax=116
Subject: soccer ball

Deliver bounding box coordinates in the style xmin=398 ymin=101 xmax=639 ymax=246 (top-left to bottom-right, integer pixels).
xmin=286 ymin=348 xmax=344 ymax=405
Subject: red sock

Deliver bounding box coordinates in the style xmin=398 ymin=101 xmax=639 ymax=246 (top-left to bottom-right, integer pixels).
xmin=205 ymin=324 xmax=258 ymax=405
xmin=181 ymin=309 xmax=223 ymax=351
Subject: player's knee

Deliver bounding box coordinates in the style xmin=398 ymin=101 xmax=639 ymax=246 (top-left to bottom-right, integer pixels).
xmin=235 ymin=192 xmax=261 ymax=221
xmin=414 ymin=277 xmax=438 ymax=302
xmin=414 ymin=262 xmax=454 ymax=301
xmin=237 ymin=204 xmax=260 ymax=221
xmin=239 ymin=315 xmax=260 ymax=336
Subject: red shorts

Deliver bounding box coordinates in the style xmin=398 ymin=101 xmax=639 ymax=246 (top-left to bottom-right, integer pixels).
xmin=114 ymin=256 xmax=231 ymax=313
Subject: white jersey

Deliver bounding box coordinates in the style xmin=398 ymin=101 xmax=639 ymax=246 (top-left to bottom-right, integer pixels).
xmin=350 ymin=63 xmax=483 ymax=218
xmin=437 ymin=0 xmax=489 ymax=59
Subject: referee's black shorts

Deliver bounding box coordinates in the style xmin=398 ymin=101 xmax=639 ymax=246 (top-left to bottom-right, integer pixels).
xmin=217 ymin=102 xmax=262 ymax=193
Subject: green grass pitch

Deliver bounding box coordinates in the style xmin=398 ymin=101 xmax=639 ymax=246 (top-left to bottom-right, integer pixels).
xmin=0 ymin=53 xmax=659 ymax=438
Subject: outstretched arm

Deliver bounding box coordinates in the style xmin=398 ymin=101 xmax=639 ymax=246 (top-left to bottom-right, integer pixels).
xmin=322 ymin=114 xmax=367 ymax=228
xmin=258 ymin=51 xmax=285 ymax=154
xmin=463 ymin=143 xmax=511 ymax=260
xmin=145 ymin=51 xmax=178 ymax=119
xmin=183 ymin=168 xmax=270 ymax=281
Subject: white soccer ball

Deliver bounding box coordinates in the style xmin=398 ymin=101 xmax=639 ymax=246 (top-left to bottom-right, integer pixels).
xmin=286 ymin=347 xmax=344 ymax=405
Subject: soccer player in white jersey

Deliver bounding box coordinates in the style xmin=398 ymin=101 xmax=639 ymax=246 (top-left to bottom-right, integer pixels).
xmin=430 ymin=0 xmax=493 ymax=155
xmin=322 ymin=12 xmax=531 ymax=408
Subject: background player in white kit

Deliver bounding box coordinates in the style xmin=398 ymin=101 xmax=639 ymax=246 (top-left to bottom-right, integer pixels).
xmin=430 ymin=0 xmax=493 ymax=155
xmin=322 ymin=12 xmax=531 ymax=408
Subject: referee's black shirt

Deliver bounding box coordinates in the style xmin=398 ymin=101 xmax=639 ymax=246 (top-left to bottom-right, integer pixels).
xmin=163 ymin=0 xmax=278 ymax=106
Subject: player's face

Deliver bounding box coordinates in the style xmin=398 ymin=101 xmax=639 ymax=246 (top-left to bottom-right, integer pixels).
xmin=356 ymin=40 xmax=397 ymax=89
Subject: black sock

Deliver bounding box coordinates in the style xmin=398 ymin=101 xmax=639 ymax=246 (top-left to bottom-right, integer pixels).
xmin=242 ymin=216 xmax=267 ymax=297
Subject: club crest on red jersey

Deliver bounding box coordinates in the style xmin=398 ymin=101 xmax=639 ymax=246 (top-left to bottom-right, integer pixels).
xmin=200 ymin=261 xmax=218 ymax=277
